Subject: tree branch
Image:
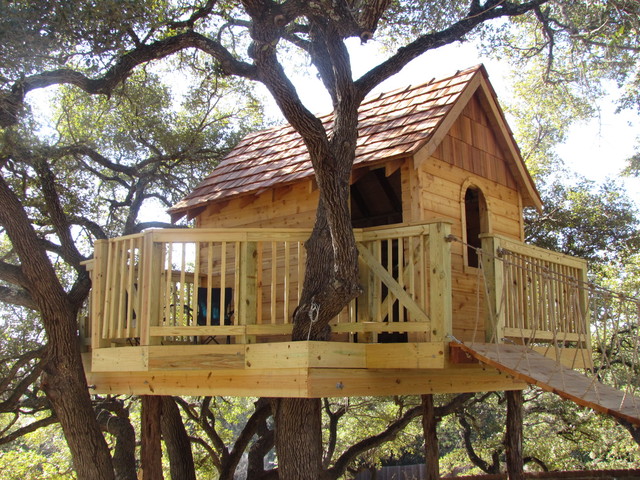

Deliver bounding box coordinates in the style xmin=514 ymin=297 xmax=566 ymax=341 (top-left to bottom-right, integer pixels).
xmin=0 ymin=350 xmax=45 ymax=413
xmin=327 ymin=404 xmax=421 ymax=478
xmin=0 ymin=260 xmax=28 ymax=288
xmin=355 ymin=0 xmax=549 ymax=97
xmin=32 ymin=158 xmax=85 ymax=269
xmin=226 ymin=398 xmax=272 ymax=476
xmin=0 ymin=285 xmax=37 ymax=310
xmin=0 ymin=415 xmax=58 ymax=446
xmin=0 ymin=31 xmax=258 ymax=127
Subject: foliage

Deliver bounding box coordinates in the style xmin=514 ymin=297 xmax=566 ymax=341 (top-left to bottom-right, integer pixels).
xmin=524 ymin=174 xmax=640 ymax=270
xmin=0 ymin=420 xmax=73 ymax=479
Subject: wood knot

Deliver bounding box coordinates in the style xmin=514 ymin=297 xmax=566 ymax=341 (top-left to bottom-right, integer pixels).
xmin=273 ymin=14 xmax=286 ymax=27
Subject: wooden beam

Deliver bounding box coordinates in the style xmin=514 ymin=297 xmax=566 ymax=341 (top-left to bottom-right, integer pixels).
xmin=429 ymin=222 xmax=453 ymax=342
xmin=245 ymin=342 xmax=366 ymax=369
xmin=306 ymin=366 xmax=526 ymax=397
xmin=87 ymin=364 xmax=527 ymax=398
xmin=92 ymin=346 xmax=148 ymax=372
xmin=357 ymin=243 xmax=430 ymax=323
xmin=91 ymin=240 xmax=110 ymax=349
xmin=481 ymin=235 xmax=505 ymax=343
xmin=366 ymin=343 xmax=445 ymax=369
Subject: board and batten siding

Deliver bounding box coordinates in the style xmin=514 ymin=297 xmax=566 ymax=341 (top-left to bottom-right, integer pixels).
xmin=415 ymin=94 xmax=525 ymax=342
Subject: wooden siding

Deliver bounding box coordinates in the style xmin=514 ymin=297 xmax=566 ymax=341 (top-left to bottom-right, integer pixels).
xmin=197 ymin=179 xmax=319 ymax=229
xmin=414 ymin=94 xmax=524 ymax=342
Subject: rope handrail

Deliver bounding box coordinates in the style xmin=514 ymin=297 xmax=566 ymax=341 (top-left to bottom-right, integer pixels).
xmin=449 ymin=234 xmax=640 ymax=417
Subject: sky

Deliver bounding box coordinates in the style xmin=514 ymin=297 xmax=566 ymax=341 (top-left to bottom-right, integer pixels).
xmin=257 ymin=38 xmax=640 ymax=206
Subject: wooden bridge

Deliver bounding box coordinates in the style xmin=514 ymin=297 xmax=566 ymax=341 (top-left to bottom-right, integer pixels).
xmin=80 ymin=220 xmax=608 ymax=400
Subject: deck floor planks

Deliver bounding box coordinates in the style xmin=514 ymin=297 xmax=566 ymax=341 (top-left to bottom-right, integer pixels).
xmin=455 ymin=342 xmax=640 ymax=426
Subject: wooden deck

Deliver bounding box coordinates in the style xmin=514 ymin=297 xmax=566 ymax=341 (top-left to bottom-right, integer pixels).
xmin=82 ymin=221 xmax=593 ymax=398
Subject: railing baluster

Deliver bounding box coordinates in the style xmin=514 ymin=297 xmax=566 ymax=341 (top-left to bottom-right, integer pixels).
xmin=164 ymin=242 xmax=173 ymax=327
xmin=220 ymin=241 xmax=227 ymax=326
xmin=92 ymin=240 xmax=110 ymax=349
xmin=179 ymin=243 xmax=187 ymax=327
xmin=284 ymin=241 xmax=290 ymax=323
xmin=256 ymin=242 xmax=263 ymax=325
xmin=192 ymin=241 xmax=201 ymax=327
xmin=271 ymin=241 xmax=277 ymax=324
xmin=206 ymin=242 xmax=214 ymax=327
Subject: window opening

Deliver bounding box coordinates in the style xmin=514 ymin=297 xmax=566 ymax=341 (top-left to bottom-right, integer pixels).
xmin=464 ymin=187 xmax=488 ymax=268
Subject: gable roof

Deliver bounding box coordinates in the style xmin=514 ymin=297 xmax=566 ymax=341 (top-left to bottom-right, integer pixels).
xmin=170 ymin=65 xmax=542 ymax=221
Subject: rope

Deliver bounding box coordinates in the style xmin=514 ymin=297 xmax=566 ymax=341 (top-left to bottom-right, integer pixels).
xmin=448 ymin=234 xmax=640 ymax=416
xmin=307 ymin=300 xmax=320 ymax=341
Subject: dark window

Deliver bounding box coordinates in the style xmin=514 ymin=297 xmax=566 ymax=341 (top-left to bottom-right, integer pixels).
xmin=350 ymin=168 xmax=402 ymax=228
xmin=465 ymin=187 xmax=487 ymax=268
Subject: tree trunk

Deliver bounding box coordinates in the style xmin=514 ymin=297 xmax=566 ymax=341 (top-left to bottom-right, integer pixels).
xmin=97 ymin=405 xmax=137 ymax=480
xmin=505 ymin=390 xmax=524 ymax=480
xmin=0 ymin=175 xmax=116 ymax=480
xmin=272 ymin=182 xmax=360 ymax=480
xmin=272 ymin=397 xmax=323 ymax=480
xmin=161 ymin=396 xmax=195 ymax=480
xmin=42 ymin=322 xmax=116 ymax=480
xmin=422 ymin=394 xmax=439 ymax=480
xmin=141 ymin=395 xmax=164 ymax=480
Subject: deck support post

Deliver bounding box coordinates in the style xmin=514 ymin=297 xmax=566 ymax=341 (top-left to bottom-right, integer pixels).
xmin=505 ymin=390 xmax=524 ymax=480
xmin=141 ymin=395 xmax=164 ymax=480
xmin=422 ymin=394 xmax=440 ymax=480
xmin=428 ymin=222 xmax=452 ymax=344
xmin=140 ymin=233 xmax=164 ymax=346
xmin=238 ymin=241 xmax=257 ymax=343
xmin=91 ymin=239 xmax=110 ymax=349
xmin=481 ymin=235 xmax=505 ymax=343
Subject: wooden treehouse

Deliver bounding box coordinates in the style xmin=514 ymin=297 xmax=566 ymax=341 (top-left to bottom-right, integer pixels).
xmin=82 ymin=66 xmax=640 ymax=425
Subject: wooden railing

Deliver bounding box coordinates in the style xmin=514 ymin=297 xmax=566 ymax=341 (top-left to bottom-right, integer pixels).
xmin=86 ymin=222 xmax=453 ymax=349
xmin=84 ymin=224 xmax=590 ymax=354
xmin=481 ymin=234 xmax=591 ymax=349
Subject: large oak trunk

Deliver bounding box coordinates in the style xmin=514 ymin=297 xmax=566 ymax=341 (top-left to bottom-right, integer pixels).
xmin=41 ymin=313 xmax=116 ymax=480
xmin=272 ymin=152 xmax=360 ymax=480
xmin=273 ymin=398 xmax=324 ymax=479
xmin=141 ymin=396 xmax=164 ymax=480
xmin=161 ymin=396 xmax=196 ymax=480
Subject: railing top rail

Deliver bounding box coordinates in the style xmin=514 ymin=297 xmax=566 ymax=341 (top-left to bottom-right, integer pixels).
xmin=104 ymin=232 xmax=146 ymax=243
xmin=482 ymin=233 xmax=587 ymax=270
xmin=104 ymin=221 xmax=455 ymax=244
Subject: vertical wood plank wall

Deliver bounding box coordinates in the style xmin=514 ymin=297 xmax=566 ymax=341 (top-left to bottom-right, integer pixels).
xmin=198 ymin=181 xmax=319 ymax=329
xmin=418 ymin=94 xmax=524 ymax=342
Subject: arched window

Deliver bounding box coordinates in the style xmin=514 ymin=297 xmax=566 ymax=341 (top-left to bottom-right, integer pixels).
xmin=464 ymin=186 xmax=488 ymax=268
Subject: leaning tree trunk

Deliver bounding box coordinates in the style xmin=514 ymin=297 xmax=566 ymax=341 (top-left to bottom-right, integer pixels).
xmin=0 ymin=175 xmax=116 ymax=480
xmin=161 ymin=396 xmax=196 ymax=480
xmin=42 ymin=312 xmax=117 ymax=480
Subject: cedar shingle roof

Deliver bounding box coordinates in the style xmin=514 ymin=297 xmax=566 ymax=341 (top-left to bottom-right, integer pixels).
xmin=170 ymin=65 xmax=540 ymax=219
